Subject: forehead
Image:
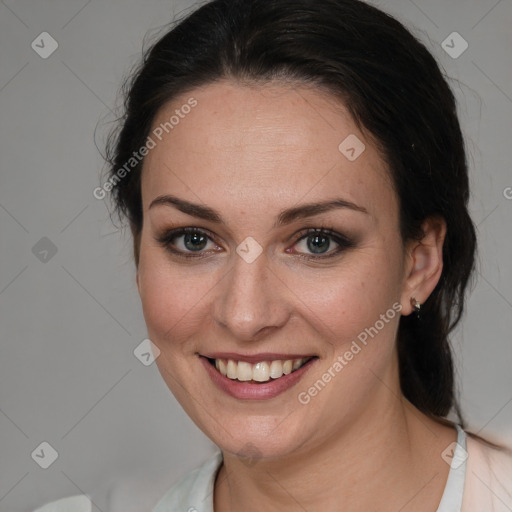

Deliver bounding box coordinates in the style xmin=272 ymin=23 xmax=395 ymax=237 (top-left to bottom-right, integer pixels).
xmin=141 ymin=80 xmax=396 ymax=226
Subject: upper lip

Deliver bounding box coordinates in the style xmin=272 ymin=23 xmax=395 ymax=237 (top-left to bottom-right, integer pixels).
xmin=201 ymin=352 xmax=316 ymax=364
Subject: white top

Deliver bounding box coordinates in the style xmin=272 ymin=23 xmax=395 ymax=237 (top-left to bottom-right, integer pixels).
xmin=33 ymin=424 xmax=512 ymax=512
xmin=153 ymin=425 xmax=468 ymax=512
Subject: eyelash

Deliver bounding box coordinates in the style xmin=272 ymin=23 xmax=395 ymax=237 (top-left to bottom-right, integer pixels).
xmin=154 ymin=226 xmax=355 ymax=261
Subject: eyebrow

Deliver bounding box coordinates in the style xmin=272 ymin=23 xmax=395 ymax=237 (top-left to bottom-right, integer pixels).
xmin=149 ymin=194 xmax=368 ymax=227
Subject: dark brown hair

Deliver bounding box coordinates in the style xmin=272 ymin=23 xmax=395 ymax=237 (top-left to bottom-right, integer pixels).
xmin=104 ymin=0 xmax=477 ymax=425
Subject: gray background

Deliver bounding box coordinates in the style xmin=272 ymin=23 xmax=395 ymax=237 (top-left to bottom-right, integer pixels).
xmin=0 ymin=0 xmax=511 ymax=511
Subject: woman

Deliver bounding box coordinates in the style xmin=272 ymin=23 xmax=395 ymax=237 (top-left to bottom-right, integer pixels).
xmin=36 ymin=0 xmax=512 ymax=510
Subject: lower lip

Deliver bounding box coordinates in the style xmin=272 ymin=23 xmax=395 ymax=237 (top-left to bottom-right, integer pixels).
xmin=199 ymin=356 xmax=317 ymax=400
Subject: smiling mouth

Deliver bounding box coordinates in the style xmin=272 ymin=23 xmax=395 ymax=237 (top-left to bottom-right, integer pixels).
xmin=207 ymin=356 xmax=316 ymax=383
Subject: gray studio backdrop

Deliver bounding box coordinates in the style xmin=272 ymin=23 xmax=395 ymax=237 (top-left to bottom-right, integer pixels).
xmin=0 ymin=0 xmax=511 ymax=511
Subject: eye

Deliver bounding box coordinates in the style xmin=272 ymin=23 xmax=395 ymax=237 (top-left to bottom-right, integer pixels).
xmin=289 ymin=227 xmax=355 ymax=259
xmin=155 ymin=226 xmax=355 ymax=260
xmin=155 ymin=227 xmax=221 ymax=259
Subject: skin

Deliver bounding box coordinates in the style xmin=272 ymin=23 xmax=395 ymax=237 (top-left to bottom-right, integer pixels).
xmin=135 ymin=80 xmax=458 ymax=511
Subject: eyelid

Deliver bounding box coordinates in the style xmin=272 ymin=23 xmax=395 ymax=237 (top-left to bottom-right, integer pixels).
xmin=292 ymin=226 xmax=354 ymax=247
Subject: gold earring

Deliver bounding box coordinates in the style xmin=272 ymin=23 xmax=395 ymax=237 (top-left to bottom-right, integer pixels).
xmin=410 ymin=297 xmax=421 ymax=319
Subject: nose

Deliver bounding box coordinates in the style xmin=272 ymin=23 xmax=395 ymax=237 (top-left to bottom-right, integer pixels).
xmin=213 ymin=249 xmax=291 ymax=341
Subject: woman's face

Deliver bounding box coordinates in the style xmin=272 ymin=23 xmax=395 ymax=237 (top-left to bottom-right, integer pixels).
xmin=136 ymin=80 xmax=412 ymax=459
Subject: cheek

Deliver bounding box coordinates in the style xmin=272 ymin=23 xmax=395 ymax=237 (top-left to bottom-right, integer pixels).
xmin=137 ymin=249 xmax=218 ymax=347
xmin=138 ymin=221 xmax=404 ymax=341
xmin=284 ymin=249 xmax=402 ymax=345
xmin=291 ymin=264 xmax=402 ymax=424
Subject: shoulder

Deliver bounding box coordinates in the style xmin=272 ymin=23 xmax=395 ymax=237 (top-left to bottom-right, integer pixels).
xmin=465 ymin=431 xmax=512 ymax=475
xmin=32 ymin=494 xmax=92 ymax=512
xmin=31 ymin=452 xmax=223 ymax=512
xmin=462 ymin=431 xmax=512 ymax=511
xmin=152 ymin=450 xmax=223 ymax=512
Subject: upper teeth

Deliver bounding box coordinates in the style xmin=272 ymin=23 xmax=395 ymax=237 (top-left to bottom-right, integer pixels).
xmin=214 ymin=357 xmax=310 ymax=382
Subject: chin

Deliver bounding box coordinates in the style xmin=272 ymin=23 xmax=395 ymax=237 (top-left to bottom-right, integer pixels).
xmin=202 ymin=410 xmax=316 ymax=461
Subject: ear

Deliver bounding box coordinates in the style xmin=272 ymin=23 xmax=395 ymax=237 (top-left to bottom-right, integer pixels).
xmin=400 ymin=216 xmax=446 ymax=316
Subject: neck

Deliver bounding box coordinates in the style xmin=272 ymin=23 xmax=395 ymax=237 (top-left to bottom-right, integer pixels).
xmin=214 ymin=375 xmax=457 ymax=512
